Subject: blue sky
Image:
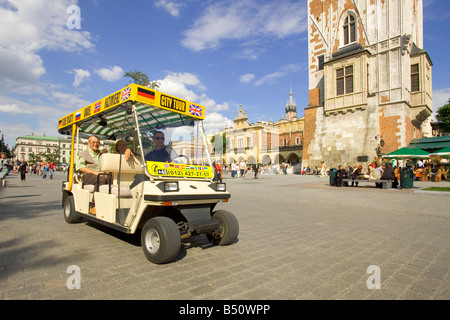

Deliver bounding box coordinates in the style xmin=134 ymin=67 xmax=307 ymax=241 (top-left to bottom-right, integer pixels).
xmin=1 ymin=0 xmax=449 ymax=147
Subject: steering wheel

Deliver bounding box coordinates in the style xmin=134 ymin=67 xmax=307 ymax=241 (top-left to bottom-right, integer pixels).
xmin=172 ymin=155 xmax=190 ymax=165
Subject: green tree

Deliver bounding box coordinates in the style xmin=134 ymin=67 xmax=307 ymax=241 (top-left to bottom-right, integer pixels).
xmin=0 ymin=134 xmax=12 ymax=158
xmin=124 ymin=70 xmax=160 ymax=89
xmin=434 ymin=100 xmax=450 ymax=133
xmin=41 ymin=149 xmax=61 ymax=165
xmin=210 ymin=133 xmax=227 ymax=155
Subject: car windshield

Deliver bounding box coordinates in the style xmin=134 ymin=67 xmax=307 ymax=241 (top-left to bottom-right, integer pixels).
xmin=135 ymin=104 xmax=213 ymax=178
xmin=76 ymin=103 xmax=211 ymax=164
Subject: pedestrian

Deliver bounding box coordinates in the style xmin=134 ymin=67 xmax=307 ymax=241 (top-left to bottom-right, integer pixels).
xmin=0 ymin=152 xmax=11 ymax=188
xmin=49 ymin=162 xmax=56 ymax=179
xmin=239 ymin=160 xmax=246 ymax=179
xmin=320 ymin=161 xmax=327 ymax=177
xmin=42 ymin=161 xmax=49 ymax=179
xmin=18 ymin=157 xmax=28 ymax=182
xmin=231 ymin=161 xmax=237 ymax=178
xmin=252 ymin=163 xmax=258 ymax=179
xmin=213 ymin=161 xmax=223 ymax=183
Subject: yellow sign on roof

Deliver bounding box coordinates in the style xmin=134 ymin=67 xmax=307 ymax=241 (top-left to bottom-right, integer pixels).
xmin=58 ymin=84 xmax=205 ymax=131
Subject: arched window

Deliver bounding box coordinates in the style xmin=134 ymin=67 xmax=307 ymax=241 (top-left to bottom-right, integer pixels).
xmin=343 ymin=14 xmax=356 ymax=45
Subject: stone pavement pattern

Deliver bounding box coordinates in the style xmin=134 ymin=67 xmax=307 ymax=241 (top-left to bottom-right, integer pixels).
xmin=0 ymin=172 xmax=449 ymax=300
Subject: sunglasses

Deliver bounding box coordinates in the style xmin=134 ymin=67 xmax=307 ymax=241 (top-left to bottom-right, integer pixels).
xmin=154 ymin=136 xmax=165 ymax=140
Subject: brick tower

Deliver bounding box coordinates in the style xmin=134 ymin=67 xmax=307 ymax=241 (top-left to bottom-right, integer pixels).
xmin=303 ymin=0 xmax=433 ymax=169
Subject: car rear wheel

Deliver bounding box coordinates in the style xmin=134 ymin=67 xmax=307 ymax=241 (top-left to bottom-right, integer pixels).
xmin=141 ymin=217 xmax=181 ymax=264
xmin=207 ymin=210 xmax=239 ymax=246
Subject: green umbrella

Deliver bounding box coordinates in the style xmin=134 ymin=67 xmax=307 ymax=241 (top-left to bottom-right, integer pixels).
xmin=382 ymin=147 xmax=429 ymax=159
xmin=429 ymin=146 xmax=450 ymax=157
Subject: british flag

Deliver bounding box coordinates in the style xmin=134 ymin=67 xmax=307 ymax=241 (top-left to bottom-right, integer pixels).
xmin=121 ymin=87 xmax=131 ymax=101
xmin=94 ymin=101 xmax=102 ymax=113
xmin=189 ymin=104 xmax=202 ymax=117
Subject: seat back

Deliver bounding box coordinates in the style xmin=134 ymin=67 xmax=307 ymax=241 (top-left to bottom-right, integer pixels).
xmin=100 ymin=154 xmax=145 ymax=174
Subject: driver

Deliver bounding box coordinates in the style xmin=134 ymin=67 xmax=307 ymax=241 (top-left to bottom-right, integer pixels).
xmin=145 ymin=131 xmax=179 ymax=163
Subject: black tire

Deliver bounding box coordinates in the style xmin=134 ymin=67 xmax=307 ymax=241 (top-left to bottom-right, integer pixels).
xmin=63 ymin=195 xmax=82 ymax=223
xmin=207 ymin=210 xmax=239 ymax=246
xmin=141 ymin=217 xmax=181 ymax=264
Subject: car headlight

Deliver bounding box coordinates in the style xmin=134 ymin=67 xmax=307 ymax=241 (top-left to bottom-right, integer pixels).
xmin=164 ymin=181 xmax=179 ymax=192
xmin=216 ymin=183 xmax=226 ymax=192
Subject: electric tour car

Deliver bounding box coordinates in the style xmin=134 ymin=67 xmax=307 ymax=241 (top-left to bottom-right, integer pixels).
xmin=58 ymin=84 xmax=239 ymax=264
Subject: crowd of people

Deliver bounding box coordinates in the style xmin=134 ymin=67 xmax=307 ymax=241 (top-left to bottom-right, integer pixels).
xmin=0 ymin=151 xmax=63 ymax=188
xmin=216 ymin=161 xmax=294 ymax=180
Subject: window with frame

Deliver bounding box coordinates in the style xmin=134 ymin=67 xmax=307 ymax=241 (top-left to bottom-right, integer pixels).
xmin=343 ymin=14 xmax=356 ymax=45
xmin=336 ymin=66 xmax=354 ymax=96
xmin=318 ymin=55 xmax=325 ymax=71
xmin=411 ymin=64 xmax=420 ymax=92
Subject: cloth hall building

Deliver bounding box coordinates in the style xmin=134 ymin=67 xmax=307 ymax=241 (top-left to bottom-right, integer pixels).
xmin=302 ymin=0 xmax=433 ymax=169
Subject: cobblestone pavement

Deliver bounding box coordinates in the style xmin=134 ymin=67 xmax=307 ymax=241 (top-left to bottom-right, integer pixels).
xmin=0 ymin=172 xmax=449 ymax=300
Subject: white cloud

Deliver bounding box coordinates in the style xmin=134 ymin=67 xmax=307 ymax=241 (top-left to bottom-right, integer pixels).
xmin=158 ymin=72 xmax=204 ymax=102
xmin=0 ymin=103 xmax=32 ymax=114
xmin=158 ymin=72 xmax=230 ymax=113
xmin=240 ymin=73 xmax=255 ymax=84
xmin=181 ymin=0 xmax=307 ymax=51
xmin=203 ymin=112 xmax=234 ymax=134
xmin=254 ymin=63 xmax=302 ymax=86
xmin=154 ymin=0 xmax=186 ymax=17
xmin=72 ymin=69 xmax=91 ymax=87
xmin=95 ymin=66 xmax=124 ymax=82
xmin=0 ymin=0 xmax=94 ymax=92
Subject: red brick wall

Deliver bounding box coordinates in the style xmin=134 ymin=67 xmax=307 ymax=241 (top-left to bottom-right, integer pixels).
xmin=302 ymin=106 xmax=319 ymax=162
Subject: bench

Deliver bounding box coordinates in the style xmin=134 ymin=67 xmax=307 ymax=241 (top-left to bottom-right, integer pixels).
xmin=341 ymin=178 xmax=393 ymax=189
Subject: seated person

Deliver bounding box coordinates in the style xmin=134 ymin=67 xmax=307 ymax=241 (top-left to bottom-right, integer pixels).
xmin=381 ymin=163 xmax=398 ymax=188
xmin=145 ymin=131 xmax=179 ymax=163
xmin=365 ymin=164 xmax=379 ymax=181
xmin=78 ymin=135 xmax=109 ymax=215
xmin=351 ymin=165 xmax=363 ymax=186
xmin=114 ymin=140 xmax=135 ymax=160
xmin=336 ymin=165 xmax=347 ymax=187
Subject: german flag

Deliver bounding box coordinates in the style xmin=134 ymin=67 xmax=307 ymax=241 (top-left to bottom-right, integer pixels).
xmin=137 ymin=88 xmax=155 ymax=104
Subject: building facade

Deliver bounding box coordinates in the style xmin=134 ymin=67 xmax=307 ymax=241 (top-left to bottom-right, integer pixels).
xmin=13 ymin=134 xmax=60 ymax=163
xmin=13 ymin=134 xmax=111 ymax=164
xmin=219 ymin=89 xmax=305 ymax=167
xmin=303 ymin=0 xmax=433 ymax=169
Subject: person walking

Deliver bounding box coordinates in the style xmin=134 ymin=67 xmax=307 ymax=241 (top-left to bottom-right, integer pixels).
xmin=320 ymin=161 xmax=327 ymax=177
xmin=239 ymin=160 xmax=246 ymax=179
xmin=18 ymin=157 xmax=28 ymax=182
xmin=42 ymin=161 xmax=49 ymax=179
xmin=0 ymin=152 xmax=11 ymax=188
xmin=231 ymin=161 xmax=237 ymax=178
xmin=49 ymin=162 xmax=56 ymax=179
xmin=252 ymin=163 xmax=259 ymax=179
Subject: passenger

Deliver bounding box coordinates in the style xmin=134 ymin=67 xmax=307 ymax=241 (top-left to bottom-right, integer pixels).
xmin=144 ymin=131 xmax=178 ymax=163
xmin=114 ymin=140 xmax=134 ymax=160
xmin=78 ymin=135 xmax=109 ymax=215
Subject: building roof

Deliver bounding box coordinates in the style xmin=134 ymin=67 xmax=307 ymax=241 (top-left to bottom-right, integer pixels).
xmin=16 ymin=135 xmax=60 ymax=142
xmin=407 ymin=136 xmax=450 ymax=152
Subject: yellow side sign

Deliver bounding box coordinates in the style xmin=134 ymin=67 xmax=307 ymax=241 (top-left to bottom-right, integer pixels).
xmin=147 ymin=161 xmax=214 ymax=179
xmin=58 ymin=84 xmax=205 ymax=131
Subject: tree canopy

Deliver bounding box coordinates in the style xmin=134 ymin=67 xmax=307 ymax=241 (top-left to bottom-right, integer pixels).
xmin=434 ymin=99 xmax=450 ymax=133
xmin=123 ymin=70 xmax=160 ymax=89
